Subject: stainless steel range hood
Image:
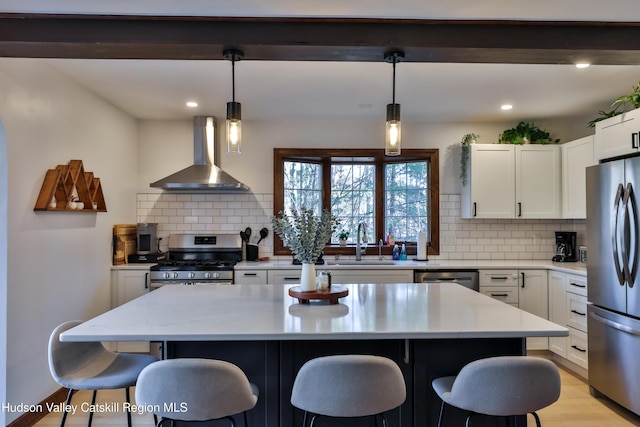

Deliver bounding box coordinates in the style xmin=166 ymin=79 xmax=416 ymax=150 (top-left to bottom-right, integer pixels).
xmin=150 ymin=116 xmax=250 ymax=192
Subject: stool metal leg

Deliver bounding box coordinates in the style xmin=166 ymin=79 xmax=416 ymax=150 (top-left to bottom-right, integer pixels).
xmin=465 ymin=412 xmax=474 ymax=427
xmin=87 ymin=390 xmax=97 ymax=427
xmin=125 ymin=387 xmax=132 ymax=427
xmin=437 ymin=400 xmax=446 ymax=427
xmin=531 ymin=411 xmax=542 ymax=427
xmin=243 ymin=411 xmax=249 ymax=427
xmin=59 ymin=389 xmax=75 ymax=427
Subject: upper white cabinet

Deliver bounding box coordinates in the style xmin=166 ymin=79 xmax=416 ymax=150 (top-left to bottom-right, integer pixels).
xmin=561 ymin=135 xmax=595 ymax=219
xmin=462 ymin=144 xmax=561 ymax=219
xmin=461 ymin=145 xmax=515 ymax=218
xmin=515 ymin=145 xmax=561 ymax=218
xmin=594 ymin=107 xmax=640 ymax=161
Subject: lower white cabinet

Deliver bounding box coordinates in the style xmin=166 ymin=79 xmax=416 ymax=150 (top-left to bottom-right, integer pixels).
xmin=518 ymin=270 xmax=549 ymax=350
xmin=264 ymin=268 xmax=413 ymax=285
xmin=479 ymin=269 xmax=548 ymax=350
xmin=110 ymin=267 xmax=151 ymax=352
xmin=547 ymin=271 xmax=589 ymax=370
xmin=329 ymin=269 xmax=413 ymax=285
xmin=548 ymin=271 xmax=568 ymax=357
xmin=234 ymin=269 xmax=268 ymax=284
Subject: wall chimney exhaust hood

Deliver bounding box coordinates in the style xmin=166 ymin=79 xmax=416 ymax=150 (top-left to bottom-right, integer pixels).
xmin=150 ymin=116 xmax=250 ymax=192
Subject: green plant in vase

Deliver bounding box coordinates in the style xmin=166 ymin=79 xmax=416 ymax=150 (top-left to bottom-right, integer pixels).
xmin=460 ymin=133 xmax=479 ymax=186
xmin=338 ymin=230 xmax=350 ymax=246
xmin=271 ymin=207 xmax=339 ymax=291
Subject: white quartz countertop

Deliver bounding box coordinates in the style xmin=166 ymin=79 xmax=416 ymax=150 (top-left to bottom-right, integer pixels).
xmin=61 ymin=283 xmax=568 ymax=342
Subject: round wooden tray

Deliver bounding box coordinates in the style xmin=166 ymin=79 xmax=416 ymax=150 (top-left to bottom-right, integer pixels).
xmin=288 ymin=285 xmax=349 ymax=305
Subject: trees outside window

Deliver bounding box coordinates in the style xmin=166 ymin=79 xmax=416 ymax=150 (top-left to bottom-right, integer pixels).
xmin=274 ymin=148 xmax=439 ymax=257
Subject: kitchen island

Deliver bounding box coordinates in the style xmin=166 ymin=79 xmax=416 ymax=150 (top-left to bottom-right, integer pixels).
xmin=62 ymin=283 xmax=567 ymax=427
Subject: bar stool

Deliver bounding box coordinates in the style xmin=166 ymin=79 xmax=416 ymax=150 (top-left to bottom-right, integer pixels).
xmin=135 ymin=358 xmax=259 ymax=427
xmin=48 ymin=320 xmax=158 ymax=427
xmin=291 ymin=354 xmax=406 ymax=427
xmin=432 ymin=356 xmax=561 ymax=427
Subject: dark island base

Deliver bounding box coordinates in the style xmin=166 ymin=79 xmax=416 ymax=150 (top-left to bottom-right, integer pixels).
xmin=166 ymin=337 xmax=526 ymax=427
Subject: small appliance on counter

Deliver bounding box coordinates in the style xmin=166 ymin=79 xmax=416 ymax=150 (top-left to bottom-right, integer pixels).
xmin=128 ymin=222 xmax=165 ymax=263
xmin=551 ymin=231 xmax=577 ymax=262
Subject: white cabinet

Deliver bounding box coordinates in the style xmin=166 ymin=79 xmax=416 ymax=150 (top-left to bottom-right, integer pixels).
xmin=479 ymin=270 xmax=519 ymax=305
xmin=329 ymin=269 xmax=413 ymax=284
xmin=267 ymin=269 xmax=304 ymax=285
xmin=548 ymin=271 xmax=568 ymax=357
xmin=547 ymin=271 xmax=589 ymax=369
xmin=110 ymin=267 xmax=151 ymax=352
xmin=461 ymin=144 xmax=561 ymax=219
xmin=462 ymin=144 xmax=516 ymax=218
xmin=234 ymin=269 xmax=267 ymax=284
xmin=265 ymin=268 xmax=413 ymax=285
xmin=479 ymin=269 xmax=548 ymax=350
xmin=562 ymin=135 xmax=595 ymax=219
xmin=515 ymin=145 xmax=562 ymax=218
xmin=518 ymin=270 xmax=549 ymax=350
xmin=594 ymin=107 xmax=640 ymax=161
xmin=566 ymin=274 xmax=589 ymax=369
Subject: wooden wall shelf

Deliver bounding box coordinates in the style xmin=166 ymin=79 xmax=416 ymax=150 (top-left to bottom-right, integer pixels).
xmin=34 ymin=160 xmax=107 ymax=212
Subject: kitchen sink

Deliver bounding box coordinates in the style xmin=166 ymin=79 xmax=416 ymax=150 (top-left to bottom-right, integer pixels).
xmin=324 ymin=260 xmax=396 ymax=266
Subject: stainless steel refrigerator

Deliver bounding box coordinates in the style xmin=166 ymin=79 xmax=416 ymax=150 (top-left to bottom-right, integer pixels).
xmin=586 ymin=156 xmax=640 ymax=415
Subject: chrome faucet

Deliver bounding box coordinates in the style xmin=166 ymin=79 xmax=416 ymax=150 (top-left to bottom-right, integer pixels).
xmin=378 ymin=239 xmax=384 ymax=260
xmin=356 ymin=222 xmax=367 ymax=261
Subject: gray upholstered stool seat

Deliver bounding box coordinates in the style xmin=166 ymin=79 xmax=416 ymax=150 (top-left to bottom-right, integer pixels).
xmin=135 ymin=358 xmax=259 ymax=427
xmin=48 ymin=320 xmax=158 ymax=427
xmin=291 ymin=354 xmax=406 ymax=427
xmin=432 ymin=356 xmax=561 ymax=427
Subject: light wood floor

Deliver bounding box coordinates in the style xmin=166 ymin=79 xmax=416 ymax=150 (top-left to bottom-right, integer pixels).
xmin=34 ymin=365 xmax=640 ymax=427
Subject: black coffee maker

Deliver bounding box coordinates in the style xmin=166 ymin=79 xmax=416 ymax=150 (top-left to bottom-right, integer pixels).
xmin=552 ymin=231 xmax=577 ymax=262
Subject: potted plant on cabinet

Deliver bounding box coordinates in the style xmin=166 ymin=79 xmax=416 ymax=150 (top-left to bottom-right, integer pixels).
xmin=588 ymin=80 xmax=640 ymax=128
xmin=460 ymin=133 xmax=479 ymax=186
xmin=498 ymin=121 xmax=560 ymax=145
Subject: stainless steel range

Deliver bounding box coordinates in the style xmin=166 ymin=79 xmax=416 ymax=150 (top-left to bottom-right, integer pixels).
xmin=149 ymin=234 xmax=242 ymax=288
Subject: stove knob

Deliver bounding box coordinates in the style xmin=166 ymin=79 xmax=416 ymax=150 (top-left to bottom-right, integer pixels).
xmin=212 ymin=272 xmax=220 ymax=280
xmin=204 ymin=272 xmax=212 ymax=279
xmin=188 ymin=272 xmax=196 ymax=279
xmin=173 ymin=272 xmax=179 ymax=279
xmin=163 ymin=272 xmax=170 ymax=279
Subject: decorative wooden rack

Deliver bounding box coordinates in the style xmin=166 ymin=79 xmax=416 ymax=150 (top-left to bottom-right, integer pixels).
xmin=34 ymin=160 xmax=107 ymax=212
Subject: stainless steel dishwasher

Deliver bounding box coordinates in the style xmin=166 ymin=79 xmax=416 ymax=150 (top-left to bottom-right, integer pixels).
xmin=414 ymin=270 xmax=479 ymax=291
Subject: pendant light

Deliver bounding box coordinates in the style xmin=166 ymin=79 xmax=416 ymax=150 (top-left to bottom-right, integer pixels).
xmin=384 ymin=50 xmax=404 ymax=156
xmin=224 ymin=49 xmax=243 ymax=154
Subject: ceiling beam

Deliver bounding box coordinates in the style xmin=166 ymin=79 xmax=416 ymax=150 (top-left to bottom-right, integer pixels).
xmin=1 ymin=13 xmax=640 ymax=64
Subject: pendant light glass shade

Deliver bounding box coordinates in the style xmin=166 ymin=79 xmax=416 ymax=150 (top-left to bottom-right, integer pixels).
xmin=224 ymin=49 xmax=243 ymax=154
xmin=226 ymin=101 xmax=242 ymax=154
xmin=385 ymin=103 xmax=401 ymax=156
xmin=384 ymin=51 xmax=404 ymax=156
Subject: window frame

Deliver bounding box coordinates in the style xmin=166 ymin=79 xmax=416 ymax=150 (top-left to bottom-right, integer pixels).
xmin=273 ymin=148 xmax=439 ymax=257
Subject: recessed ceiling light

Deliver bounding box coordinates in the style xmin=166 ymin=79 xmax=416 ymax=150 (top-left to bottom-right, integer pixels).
xmin=186 ymin=101 xmax=198 ymax=108
xmin=501 ymin=104 xmax=513 ymax=111
xmin=575 ymin=63 xmax=590 ymax=69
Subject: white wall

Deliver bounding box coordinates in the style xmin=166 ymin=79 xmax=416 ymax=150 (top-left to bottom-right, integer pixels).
xmin=137 ymin=117 xmax=593 ymax=195
xmin=0 ymin=119 xmax=8 ymax=427
xmin=0 ymin=58 xmax=139 ymax=423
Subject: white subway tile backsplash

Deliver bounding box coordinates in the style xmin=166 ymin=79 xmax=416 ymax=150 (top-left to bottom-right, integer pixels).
xmin=136 ymin=193 xmax=585 ymax=261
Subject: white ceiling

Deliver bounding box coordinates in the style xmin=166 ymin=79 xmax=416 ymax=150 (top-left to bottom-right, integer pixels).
xmin=4 ymin=1 xmax=640 ymax=123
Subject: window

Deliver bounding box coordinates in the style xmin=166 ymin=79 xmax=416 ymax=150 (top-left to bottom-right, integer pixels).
xmin=274 ymin=148 xmax=439 ymax=256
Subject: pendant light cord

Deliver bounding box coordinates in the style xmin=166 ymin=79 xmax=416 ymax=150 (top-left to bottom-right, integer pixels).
xmin=392 ymin=54 xmax=397 ymax=105
xmin=231 ymin=57 xmax=236 ymax=102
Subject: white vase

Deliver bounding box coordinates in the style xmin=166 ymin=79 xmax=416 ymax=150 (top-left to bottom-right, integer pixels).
xmin=300 ymin=262 xmax=316 ymax=292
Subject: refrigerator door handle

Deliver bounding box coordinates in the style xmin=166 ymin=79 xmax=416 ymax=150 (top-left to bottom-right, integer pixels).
xmin=613 ymin=183 xmax=626 ymax=286
xmin=622 ymin=182 xmax=635 ymax=287
xmin=590 ymin=311 xmax=640 ymax=336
